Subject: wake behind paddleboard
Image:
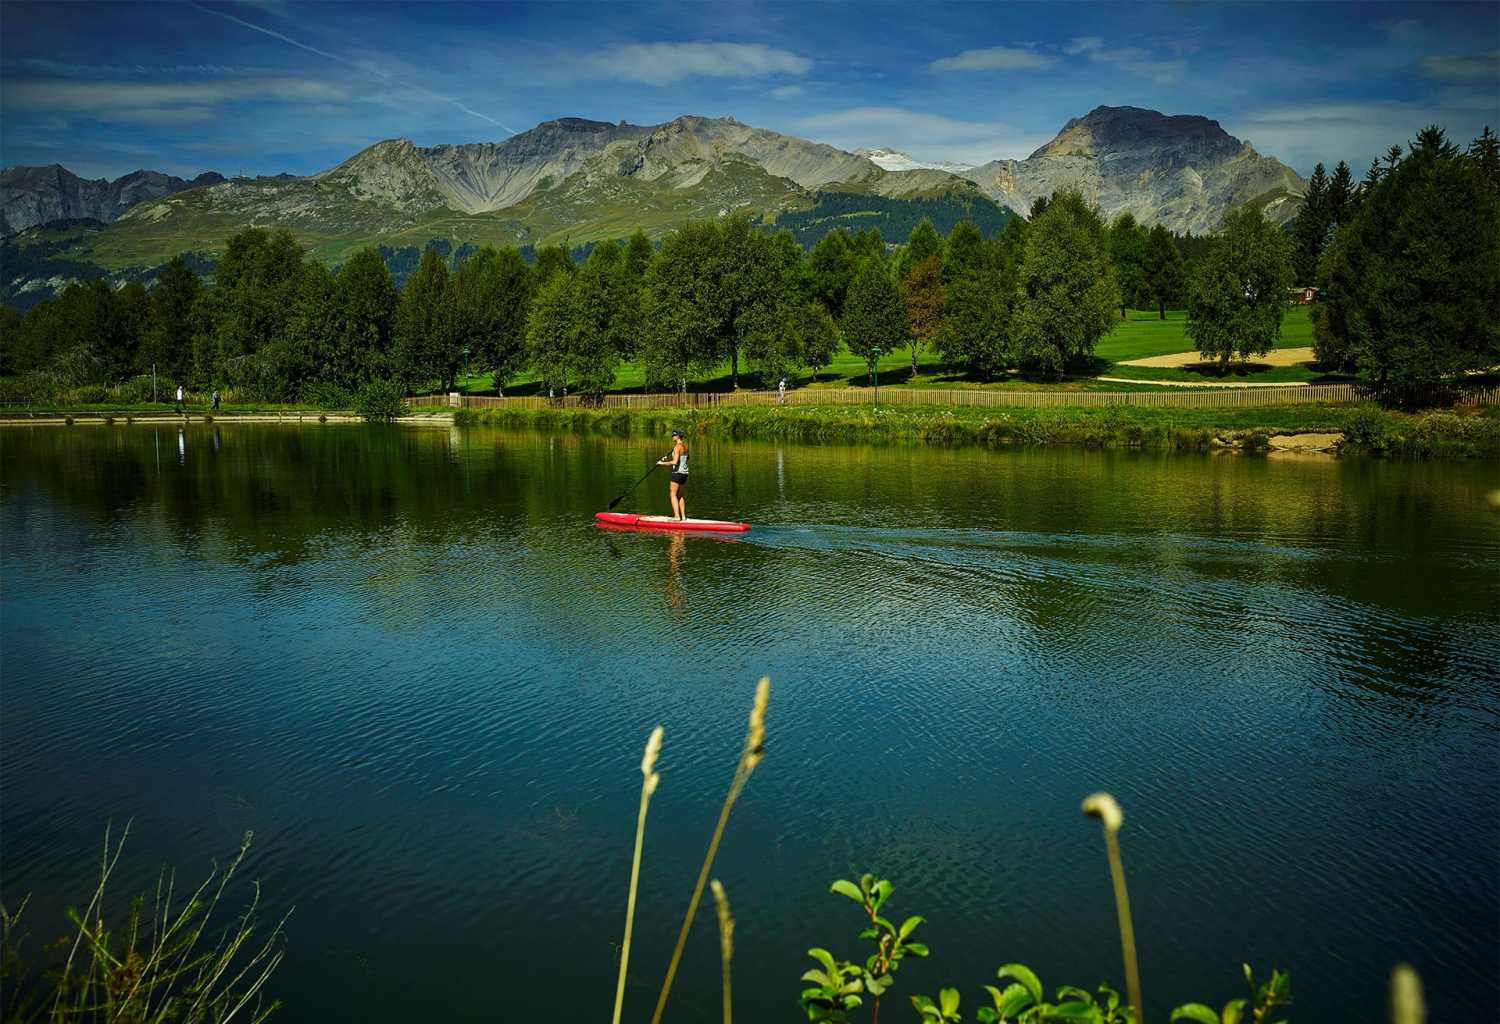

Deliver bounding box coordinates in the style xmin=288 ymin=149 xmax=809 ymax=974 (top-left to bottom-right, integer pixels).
xmin=596 ymin=512 xmax=750 ymax=533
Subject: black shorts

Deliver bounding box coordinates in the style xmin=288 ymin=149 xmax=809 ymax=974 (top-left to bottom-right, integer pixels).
xmin=670 ymin=473 xmax=688 ymax=486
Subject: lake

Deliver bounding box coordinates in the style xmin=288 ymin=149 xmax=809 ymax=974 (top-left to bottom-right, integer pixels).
xmin=2 ymin=423 xmax=1496 ymax=1022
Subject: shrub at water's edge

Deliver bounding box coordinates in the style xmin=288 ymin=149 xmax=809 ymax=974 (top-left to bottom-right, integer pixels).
xmin=451 ymin=402 xmax=1500 ymax=458
xmin=356 ymin=379 xmax=407 ymax=422
xmin=2 ymin=826 xmax=287 ymax=1023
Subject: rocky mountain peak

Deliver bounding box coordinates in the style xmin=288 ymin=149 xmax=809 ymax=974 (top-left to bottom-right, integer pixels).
xmin=1033 ymin=105 xmax=1244 ymax=161
xmin=965 ymin=104 xmax=1304 ymax=233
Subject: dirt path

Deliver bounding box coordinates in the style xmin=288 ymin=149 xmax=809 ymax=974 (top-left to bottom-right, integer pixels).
xmin=1120 ymin=347 xmax=1317 ymax=368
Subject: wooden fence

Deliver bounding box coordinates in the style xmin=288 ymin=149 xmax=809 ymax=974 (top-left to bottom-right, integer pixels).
xmin=407 ymin=384 xmax=1500 ymax=413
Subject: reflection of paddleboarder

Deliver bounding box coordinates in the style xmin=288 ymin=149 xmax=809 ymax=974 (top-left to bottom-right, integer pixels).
xmin=657 ymin=429 xmax=689 ymax=521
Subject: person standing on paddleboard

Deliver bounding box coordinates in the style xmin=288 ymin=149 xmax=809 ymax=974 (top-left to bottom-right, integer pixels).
xmin=658 ymin=429 xmax=689 ymax=521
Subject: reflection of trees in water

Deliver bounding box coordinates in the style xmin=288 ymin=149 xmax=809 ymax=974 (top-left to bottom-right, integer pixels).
xmin=4 ymin=424 xmax=1494 ymax=699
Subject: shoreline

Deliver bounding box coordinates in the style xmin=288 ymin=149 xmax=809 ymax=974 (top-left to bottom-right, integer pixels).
xmin=4 ymin=403 xmax=1495 ymax=459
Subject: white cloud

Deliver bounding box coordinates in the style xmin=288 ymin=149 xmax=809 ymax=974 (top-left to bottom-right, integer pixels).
xmin=793 ymin=107 xmax=1045 ymax=164
xmin=770 ymin=84 xmax=804 ymax=99
xmin=1420 ymin=51 xmax=1500 ymax=81
xmin=94 ymin=108 xmax=218 ymax=126
xmin=1118 ymin=60 xmax=1185 ymax=85
xmin=929 ymin=46 xmax=1055 ymax=72
xmin=1233 ymin=98 xmax=1499 ymax=174
xmin=1065 ymin=37 xmax=1103 ymax=56
xmin=578 ymin=42 xmax=810 ymax=85
xmin=4 ymin=78 xmax=349 ymax=112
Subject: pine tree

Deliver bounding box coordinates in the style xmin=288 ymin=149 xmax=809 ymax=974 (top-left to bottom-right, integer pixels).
xmin=1470 ymin=126 xmax=1500 ymax=198
xmin=1186 ymin=206 xmax=1295 ymax=372
xmin=1316 ymin=125 xmax=1500 ymax=400
xmin=1327 ymin=161 xmax=1356 ymax=229
xmin=1293 ymin=162 xmax=1330 ymax=286
xmin=1141 ymin=224 xmax=1185 ymax=320
xmin=1108 ymin=212 xmax=1148 ymax=317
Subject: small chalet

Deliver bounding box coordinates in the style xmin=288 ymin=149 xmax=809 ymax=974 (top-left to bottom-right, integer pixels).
xmin=1290 ymin=286 xmax=1318 ymax=305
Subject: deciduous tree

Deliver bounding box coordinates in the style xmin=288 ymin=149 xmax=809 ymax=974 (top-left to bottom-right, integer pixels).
xmin=1012 ymin=191 xmax=1119 ymax=379
xmin=1185 ymin=206 xmax=1294 ymax=372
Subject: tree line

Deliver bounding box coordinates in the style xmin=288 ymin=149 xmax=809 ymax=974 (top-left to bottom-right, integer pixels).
xmin=2 ymin=125 xmax=1493 ymax=404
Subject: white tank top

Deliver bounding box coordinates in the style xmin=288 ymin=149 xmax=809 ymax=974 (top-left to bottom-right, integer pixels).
xmin=675 ymin=451 xmax=689 ymax=474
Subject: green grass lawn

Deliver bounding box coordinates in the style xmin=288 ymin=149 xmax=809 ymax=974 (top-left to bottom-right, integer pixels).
xmin=450 ymin=306 xmax=1337 ymax=396
xmin=1096 ymin=307 xmax=1345 ymax=383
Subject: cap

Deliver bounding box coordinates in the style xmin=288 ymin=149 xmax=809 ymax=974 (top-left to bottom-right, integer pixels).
xmin=671 ymin=429 xmax=684 ymax=438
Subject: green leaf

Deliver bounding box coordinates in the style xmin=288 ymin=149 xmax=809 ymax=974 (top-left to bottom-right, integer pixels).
xmin=802 ymin=969 xmax=832 ymax=986
xmin=1170 ymin=1004 xmax=1221 ymax=1024
xmin=872 ymin=879 xmax=894 ymax=910
xmin=809 ymin=948 xmax=838 ymax=977
xmin=860 ymin=873 xmax=874 ymax=896
xmin=995 ymin=982 xmax=1035 ymax=1018
xmin=898 ymin=915 xmax=925 ymax=941
xmin=997 ymin=964 xmax=1043 ymax=1005
xmin=873 ymin=915 xmax=896 ymax=936
xmin=940 ymin=988 xmax=961 ymax=1015
xmin=1221 ymin=1000 xmax=1245 ymax=1024
xmin=904 ymin=942 xmax=930 ymax=957
xmin=977 ymin=1010 xmax=998 ymax=1024
xmin=1241 ymin=964 xmax=1254 ymax=990
xmin=1051 ymin=1001 xmax=1103 ymax=1020
xmin=830 ymin=880 xmax=863 ymax=903
xmin=913 ymin=995 xmax=936 ymax=1011
xmin=1057 ymin=987 xmax=1094 ymax=1004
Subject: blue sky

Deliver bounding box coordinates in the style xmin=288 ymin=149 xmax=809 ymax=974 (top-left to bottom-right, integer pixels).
xmin=2 ymin=1 xmax=1496 ymax=181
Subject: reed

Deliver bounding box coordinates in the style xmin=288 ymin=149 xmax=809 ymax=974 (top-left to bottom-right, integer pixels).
xmin=650 ymin=677 xmax=770 ymax=1024
xmin=710 ymin=880 xmax=735 ymax=1024
xmin=1389 ymin=964 xmax=1425 ymax=1024
xmin=1081 ymin=792 xmax=1142 ymax=1024
xmin=612 ymin=726 xmax=664 ymax=1024
xmin=3 ymin=823 xmax=288 ymax=1024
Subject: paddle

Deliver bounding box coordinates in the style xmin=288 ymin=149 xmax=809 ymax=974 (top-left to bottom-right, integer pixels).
xmin=607 ymin=452 xmax=671 ymax=511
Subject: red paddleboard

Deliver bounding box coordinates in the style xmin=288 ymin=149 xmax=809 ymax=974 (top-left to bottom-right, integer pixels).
xmin=596 ymin=512 xmax=750 ymax=533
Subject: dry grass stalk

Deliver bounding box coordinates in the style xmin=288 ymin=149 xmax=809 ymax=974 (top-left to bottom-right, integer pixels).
xmin=1390 ymin=964 xmax=1425 ymax=1024
xmin=1082 ymin=792 xmax=1142 ymax=1024
xmin=612 ymin=725 xmax=664 ymax=1024
xmin=710 ymin=880 xmax=734 ymax=1024
xmin=650 ymin=677 xmax=770 ymax=1024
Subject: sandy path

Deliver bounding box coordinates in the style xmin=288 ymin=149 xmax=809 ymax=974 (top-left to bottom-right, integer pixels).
xmin=1121 ymin=346 xmax=1317 ymax=368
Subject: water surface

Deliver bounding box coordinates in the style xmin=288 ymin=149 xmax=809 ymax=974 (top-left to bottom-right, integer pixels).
xmin=3 ymin=424 xmax=1497 ymax=1021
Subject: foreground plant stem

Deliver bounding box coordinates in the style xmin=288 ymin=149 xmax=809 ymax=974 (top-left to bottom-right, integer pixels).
xmin=612 ymin=726 xmax=663 ymax=1024
xmin=650 ymin=678 xmax=769 ymax=1024
xmin=1082 ymin=792 xmax=1142 ymax=1023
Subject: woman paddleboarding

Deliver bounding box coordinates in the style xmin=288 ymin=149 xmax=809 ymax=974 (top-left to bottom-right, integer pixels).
xmin=658 ymin=429 xmax=689 ymax=520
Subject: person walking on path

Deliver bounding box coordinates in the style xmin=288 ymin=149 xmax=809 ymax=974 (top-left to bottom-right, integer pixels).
xmin=211 ymin=389 xmax=221 ymax=411
xmin=778 ymin=377 xmax=787 ymax=405
xmin=175 ymin=384 xmax=184 ymax=414
xmin=657 ymin=428 xmax=690 ymax=521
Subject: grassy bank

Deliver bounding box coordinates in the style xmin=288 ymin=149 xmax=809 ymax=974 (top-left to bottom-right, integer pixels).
xmin=452 ymin=401 xmax=1500 ymax=457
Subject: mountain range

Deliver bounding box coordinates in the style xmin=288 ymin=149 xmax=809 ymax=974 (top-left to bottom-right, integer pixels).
xmin=2 ymin=105 xmax=1305 ymax=307
xmin=0 ymin=165 xmax=226 ymax=235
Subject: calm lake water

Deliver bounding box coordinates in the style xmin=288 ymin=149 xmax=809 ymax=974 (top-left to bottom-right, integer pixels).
xmin=2 ymin=423 xmax=1497 ymax=1022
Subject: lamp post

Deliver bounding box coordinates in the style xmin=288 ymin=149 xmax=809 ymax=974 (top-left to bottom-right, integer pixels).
xmin=871 ymin=347 xmax=882 ymax=407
